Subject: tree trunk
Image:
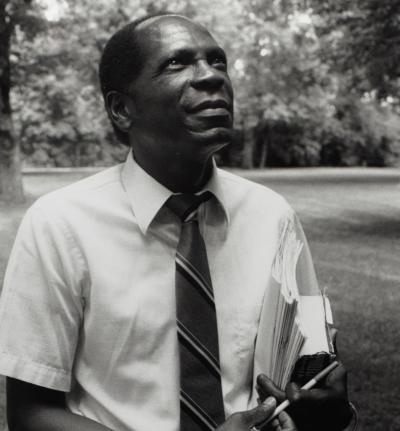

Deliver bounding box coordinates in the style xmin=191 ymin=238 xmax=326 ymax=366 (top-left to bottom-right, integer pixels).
xmin=258 ymin=136 xmax=268 ymax=168
xmin=0 ymin=126 xmax=24 ymax=202
xmin=0 ymin=1 xmax=24 ymax=202
xmin=241 ymin=122 xmax=255 ymax=169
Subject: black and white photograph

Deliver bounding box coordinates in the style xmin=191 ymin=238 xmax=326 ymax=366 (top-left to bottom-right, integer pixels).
xmin=0 ymin=1 xmax=399 ymax=430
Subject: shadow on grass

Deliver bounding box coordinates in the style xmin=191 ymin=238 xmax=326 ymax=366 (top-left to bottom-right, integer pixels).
xmin=305 ymin=217 xmax=400 ymax=240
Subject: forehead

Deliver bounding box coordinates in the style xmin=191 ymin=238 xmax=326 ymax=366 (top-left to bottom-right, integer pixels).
xmin=136 ymin=16 xmax=222 ymax=57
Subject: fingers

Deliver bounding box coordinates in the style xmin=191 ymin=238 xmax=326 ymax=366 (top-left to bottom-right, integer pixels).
xmin=256 ymin=374 xmax=286 ymax=403
xmin=285 ymin=363 xmax=352 ymax=431
xmin=285 ymin=362 xmax=348 ymax=406
xmin=241 ymin=397 xmax=277 ymax=428
xmin=325 ymin=362 xmax=348 ymax=394
xmin=286 ymin=382 xmax=317 ymax=406
xmin=276 ymin=411 xmax=297 ymax=431
xmin=268 ymin=412 xmax=297 ymax=431
xmin=286 ymin=381 xmax=336 ymax=408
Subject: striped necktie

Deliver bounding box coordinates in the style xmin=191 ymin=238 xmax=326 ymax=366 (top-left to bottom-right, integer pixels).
xmin=167 ymin=192 xmax=225 ymax=431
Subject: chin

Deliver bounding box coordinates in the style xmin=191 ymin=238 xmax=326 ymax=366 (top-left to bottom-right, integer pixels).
xmin=191 ymin=127 xmax=233 ymax=147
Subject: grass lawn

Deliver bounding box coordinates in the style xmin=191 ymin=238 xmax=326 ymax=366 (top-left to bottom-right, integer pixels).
xmin=1 ymin=171 xmax=399 ymax=431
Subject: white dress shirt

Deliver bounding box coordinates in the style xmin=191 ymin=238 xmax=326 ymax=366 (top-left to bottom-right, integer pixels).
xmin=0 ymin=154 xmax=330 ymax=431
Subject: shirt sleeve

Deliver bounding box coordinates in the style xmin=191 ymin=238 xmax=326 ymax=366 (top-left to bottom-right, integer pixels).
xmin=0 ymin=202 xmax=86 ymax=391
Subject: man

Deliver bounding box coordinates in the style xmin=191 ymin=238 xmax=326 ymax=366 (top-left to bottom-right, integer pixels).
xmin=0 ymin=13 xmax=352 ymax=431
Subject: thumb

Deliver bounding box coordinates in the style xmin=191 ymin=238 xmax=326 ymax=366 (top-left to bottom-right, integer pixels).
xmin=277 ymin=411 xmax=298 ymax=431
xmin=257 ymin=374 xmax=286 ymax=402
xmin=242 ymin=397 xmax=277 ymax=427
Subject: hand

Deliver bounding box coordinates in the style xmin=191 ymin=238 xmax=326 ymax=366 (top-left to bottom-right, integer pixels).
xmin=256 ymin=363 xmax=352 ymax=431
xmin=216 ymin=397 xmax=297 ymax=431
xmin=216 ymin=397 xmax=277 ymax=431
xmin=269 ymin=411 xmax=298 ymax=431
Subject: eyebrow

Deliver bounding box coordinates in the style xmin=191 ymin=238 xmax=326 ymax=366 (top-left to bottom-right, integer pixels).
xmin=163 ymin=48 xmax=195 ymax=61
xmin=152 ymin=45 xmax=227 ymax=77
xmin=163 ymin=46 xmax=227 ymax=62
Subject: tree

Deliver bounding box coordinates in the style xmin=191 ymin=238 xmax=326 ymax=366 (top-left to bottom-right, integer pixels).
xmin=308 ymin=0 xmax=400 ymax=165
xmin=9 ymin=0 xmax=400 ymax=169
xmin=311 ymin=0 xmax=400 ymax=100
xmin=0 ymin=0 xmax=45 ymax=201
xmin=0 ymin=0 xmax=26 ymax=202
xmin=12 ymin=0 xmax=146 ymax=168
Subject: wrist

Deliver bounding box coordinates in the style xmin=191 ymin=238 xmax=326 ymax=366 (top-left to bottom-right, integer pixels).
xmin=342 ymin=402 xmax=358 ymax=431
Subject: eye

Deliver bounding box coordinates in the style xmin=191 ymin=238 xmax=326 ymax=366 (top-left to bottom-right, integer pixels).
xmin=210 ymin=55 xmax=227 ymax=70
xmin=165 ymin=56 xmax=189 ymax=70
xmin=168 ymin=58 xmax=182 ymax=66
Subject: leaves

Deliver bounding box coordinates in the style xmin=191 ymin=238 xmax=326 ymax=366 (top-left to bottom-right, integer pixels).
xmin=310 ymin=0 xmax=400 ymax=99
xmin=6 ymin=0 xmax=400 ymax=167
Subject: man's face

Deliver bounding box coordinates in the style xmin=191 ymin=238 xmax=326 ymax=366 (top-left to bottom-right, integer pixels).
xmin=127 ymin=16 xmax=234 ymax=162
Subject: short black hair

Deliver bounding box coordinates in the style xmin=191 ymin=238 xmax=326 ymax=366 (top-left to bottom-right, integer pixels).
xmin=98 ymin=12 xmax=177 ymax=145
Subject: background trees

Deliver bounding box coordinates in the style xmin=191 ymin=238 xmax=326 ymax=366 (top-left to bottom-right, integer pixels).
xmin=0 ymin=0 xmax=38 ymax=202
xmin=310 ymin=0 xmax=400 ymax=167
xmin=1 ymin=0 xmax=399 ymax=200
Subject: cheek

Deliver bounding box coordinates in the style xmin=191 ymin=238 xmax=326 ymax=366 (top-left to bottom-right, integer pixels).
xmin=154 ymin=83 xmax=186 ymax=111
xmin=164 ymin=73 xmax=191 ymax=100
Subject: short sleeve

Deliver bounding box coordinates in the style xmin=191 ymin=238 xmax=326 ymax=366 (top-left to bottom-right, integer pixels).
xmin=0 ymin=203 xmax=86 ymax=391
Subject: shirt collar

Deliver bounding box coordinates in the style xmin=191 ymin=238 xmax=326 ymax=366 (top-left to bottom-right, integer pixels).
xmin=121 ymin=151 xmax=230 ymax=234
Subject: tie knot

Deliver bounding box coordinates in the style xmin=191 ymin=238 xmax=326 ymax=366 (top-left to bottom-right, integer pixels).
xmin=166 ymin=191 xmax=213 ymax=222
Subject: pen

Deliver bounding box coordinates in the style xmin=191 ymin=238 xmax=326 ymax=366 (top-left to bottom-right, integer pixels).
xmin=253 ymin=360 xmax=340 ymax=430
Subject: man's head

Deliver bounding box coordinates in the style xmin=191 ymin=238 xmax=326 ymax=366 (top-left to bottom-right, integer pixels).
xmin=99 ymin=13 xmax=172 ymax=145
xmin=99 ymin=13 xmax=234 ymax=168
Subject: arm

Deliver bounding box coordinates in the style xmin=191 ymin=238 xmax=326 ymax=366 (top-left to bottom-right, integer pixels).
xmin=0 ymin=207 xmax=98 ymax=429
xmin=7 ymin=380 xmax=295 ymax=431
xmin=7 ymin=378 xmax=113 ymax=431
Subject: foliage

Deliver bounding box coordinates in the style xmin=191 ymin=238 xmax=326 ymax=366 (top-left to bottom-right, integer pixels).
xmin=11 ymin=0 xmax=135 ymax=167
xmin=8 ymin=0 xmax=400 ymax=168
xmin=319 ymin=97 xmax=400 ymax=166
xmin=310 ymin=0 xmax=400 ymax=100
xmin=0 ymin=0 xmax=45 ymax=201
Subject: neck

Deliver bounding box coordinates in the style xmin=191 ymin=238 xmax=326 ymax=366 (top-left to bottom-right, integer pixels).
xmin=131 ymin=145 xmax=215 ymax=193
xmin=165 ymin=158 xmax=214 ymax=193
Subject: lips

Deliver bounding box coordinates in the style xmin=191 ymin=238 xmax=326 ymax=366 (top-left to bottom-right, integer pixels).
xmin=188 ymin=99 xmax=231 ymax=114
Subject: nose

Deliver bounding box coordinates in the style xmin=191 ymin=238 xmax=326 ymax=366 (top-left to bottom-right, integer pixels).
xmin=191 ymin=60 xmax=225 ymax=91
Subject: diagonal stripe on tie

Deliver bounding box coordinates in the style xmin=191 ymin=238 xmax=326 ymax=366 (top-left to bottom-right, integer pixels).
xmin=177 ymin=252 xmax=213 ymax=295
xmin=176 ymin=255 xmax=215 ymax=306
xmin=181 ymin=390 xmax=218 ymax=431
xmin=175 ymin=256 xmax=220 ymax=360
xmin=166 ymin=193 xmax=225 ymax=430
xmin=177 ymin=320 xmax=221 ymax=376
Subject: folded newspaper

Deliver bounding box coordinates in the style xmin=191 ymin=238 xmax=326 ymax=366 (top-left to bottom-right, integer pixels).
xmin=252 ymin=218 xmax=331 ymax=392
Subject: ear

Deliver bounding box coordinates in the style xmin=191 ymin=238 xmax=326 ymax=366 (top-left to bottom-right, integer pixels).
xmin=105 ymin=91 xmax=136 ymax=133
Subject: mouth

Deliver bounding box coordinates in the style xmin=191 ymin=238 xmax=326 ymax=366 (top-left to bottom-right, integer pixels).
xmin=188 ymin=99 xmax=232 ymax=114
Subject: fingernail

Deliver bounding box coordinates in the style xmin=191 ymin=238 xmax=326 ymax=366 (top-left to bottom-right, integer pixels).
xmin=263 ymin=397 xmax=276 ymax=408
xmin=258 ymin=374 xmax=267 ymax=382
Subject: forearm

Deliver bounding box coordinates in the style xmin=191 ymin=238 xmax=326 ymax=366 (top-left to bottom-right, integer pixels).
xmin=8 ymin=406 xmax=114 ymax=431
xmin=7 ymin=378 xmax=113 ymax=431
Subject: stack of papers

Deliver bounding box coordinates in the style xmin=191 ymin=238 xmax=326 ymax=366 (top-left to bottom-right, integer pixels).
xmin=252 ymin=219 xmax=330 ymax=394
xmin=268 ymin=223 xmax=305 ymax=389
